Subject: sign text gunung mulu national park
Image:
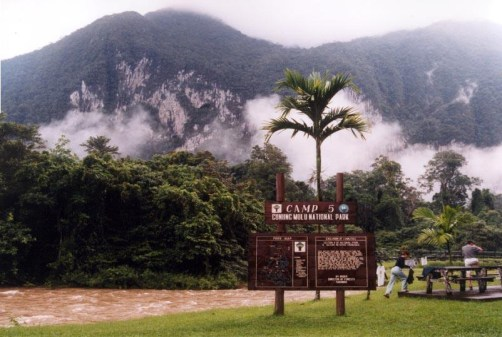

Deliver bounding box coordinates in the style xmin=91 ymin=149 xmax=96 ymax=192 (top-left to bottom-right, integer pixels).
xmin=264 ymin=201 xmax=357 ymax=224
xmin=250 ymin=200 xmax=376 ymax=291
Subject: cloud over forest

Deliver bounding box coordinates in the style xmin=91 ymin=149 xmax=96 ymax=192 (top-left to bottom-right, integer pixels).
xmin=244 ymin=95 xmax=502 ymax=196
xmin=37 ymin=95 xmax=502 ymax=197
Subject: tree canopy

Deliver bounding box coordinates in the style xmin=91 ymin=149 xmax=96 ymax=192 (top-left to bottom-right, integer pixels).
xmin=419 ymin=150 xmax=480 ymax=210
xmin=1 ymin=116 xmax=501 ymax=287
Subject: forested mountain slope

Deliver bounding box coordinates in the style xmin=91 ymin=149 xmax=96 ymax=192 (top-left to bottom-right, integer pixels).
xmin=2 ymin=10 xmax=502 ymax=155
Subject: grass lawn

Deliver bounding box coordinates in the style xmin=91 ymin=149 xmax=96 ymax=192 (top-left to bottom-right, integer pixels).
xmin=1 ymin=282 xmax=501 ymax=337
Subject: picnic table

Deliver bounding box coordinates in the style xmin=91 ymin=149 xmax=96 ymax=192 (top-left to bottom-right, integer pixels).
xmin=420 ymin=266 xmax=502 ymax=295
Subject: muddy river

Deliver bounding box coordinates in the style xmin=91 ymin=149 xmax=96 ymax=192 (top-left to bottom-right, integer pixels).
xmin=0 ymin=288 xmax=347 ymax=327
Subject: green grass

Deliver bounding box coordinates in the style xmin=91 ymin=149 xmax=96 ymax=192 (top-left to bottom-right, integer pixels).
xmin=1 ymin=283 xmax=501 ymax=337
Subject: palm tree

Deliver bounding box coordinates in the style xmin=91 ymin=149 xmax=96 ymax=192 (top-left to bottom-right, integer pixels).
xmin=413 ymin=205 xmax=474 ymax=263
xmin=264 ymin=69 xmax=368 ymax=301
xmin=264 ymin=69 xmax=368 ymax=202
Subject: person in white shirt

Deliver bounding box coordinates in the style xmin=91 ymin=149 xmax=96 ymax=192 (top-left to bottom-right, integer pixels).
xmin=461 ymin=240 xmax=483 ymax=290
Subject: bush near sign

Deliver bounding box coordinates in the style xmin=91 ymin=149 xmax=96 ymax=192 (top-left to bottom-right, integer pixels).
xmin=248 ymin=233 xmax=376 ymax=291
xmin=264 ymin=201 xmax=357 ymax=225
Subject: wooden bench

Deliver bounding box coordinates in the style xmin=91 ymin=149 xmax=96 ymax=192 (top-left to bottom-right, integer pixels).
xmin=419 ymin=266 xmax=502 ymax=294
xmin=418 ymin=272 xmax=443 ymax=293
xmin=449 ymin=276 xmax=495 ymax=283
xmin=449 ymin=276 xmax=496 ymax=292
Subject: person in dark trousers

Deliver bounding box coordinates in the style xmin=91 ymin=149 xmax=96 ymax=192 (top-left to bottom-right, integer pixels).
xmin=462 ymin=240 xmax=483 ymax=290
xmin=384 ymin=250 xmax=411 ymax=298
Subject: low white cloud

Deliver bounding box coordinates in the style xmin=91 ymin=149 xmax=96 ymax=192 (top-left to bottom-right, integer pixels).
xmin=450 ymin=143 xmax=502 ymax=193
xmin=37 ymin=96 xmax=502 ymax=197
xmin=191 ymin=118 xmax=251 ymax=163
xmin=245 ymin=93 xmax=404 ymax=180
xmin=244 ymin=94 xmax=502 ymax=195
xmin=39 ymin=109 xmax=154 ymax=158
xmin=453 ymin=80 xmax=478 ymax=104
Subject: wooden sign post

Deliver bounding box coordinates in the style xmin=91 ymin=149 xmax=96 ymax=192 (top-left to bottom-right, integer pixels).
xmin=274 ymin=173 xmax=285 ymax=315
xmin=248 ymin=172 xmax=376 ymax=317
xmin=336 ymin=173 xmax=345 ymax=316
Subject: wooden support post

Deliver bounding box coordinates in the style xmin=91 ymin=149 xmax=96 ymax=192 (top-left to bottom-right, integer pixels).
xmin=335 ymin=173 xmax=345 ymax=316
xmin=274 ymin=173 xmax=285 ymax=315
xmin=274 ymin=289 xmax=285 ymax=315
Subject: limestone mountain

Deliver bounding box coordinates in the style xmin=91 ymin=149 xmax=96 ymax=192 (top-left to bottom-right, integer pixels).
xmin=2 ymin=10 xmax=502 ymax=159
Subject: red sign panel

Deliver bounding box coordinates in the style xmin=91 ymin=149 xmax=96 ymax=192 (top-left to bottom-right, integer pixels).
xmin=248 ymin=233 xmax=376 ymax=291
xmin=264 ymin=201 xmax=357 ymax=225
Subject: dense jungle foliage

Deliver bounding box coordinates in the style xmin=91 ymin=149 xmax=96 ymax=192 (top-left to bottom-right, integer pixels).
xmin=1 ymin=115 xmax=502 ymax=288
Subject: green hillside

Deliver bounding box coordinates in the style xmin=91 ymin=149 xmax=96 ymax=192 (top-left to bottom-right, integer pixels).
xmin=2 ymin=10 xmax=502 ymax=148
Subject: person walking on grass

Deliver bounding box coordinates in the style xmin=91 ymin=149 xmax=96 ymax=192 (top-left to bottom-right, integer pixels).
xmin=462 ymin=240 xmax=483 ymax=290
xmin=384 ymin=250 xmax=411 ymax=298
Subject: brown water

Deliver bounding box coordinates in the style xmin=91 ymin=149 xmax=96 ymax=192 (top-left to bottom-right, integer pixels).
xmin=0 ymin=287 xmax=346 ymax=327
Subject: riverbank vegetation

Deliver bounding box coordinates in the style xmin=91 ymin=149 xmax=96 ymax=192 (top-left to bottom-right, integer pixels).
xmin=1 ymin=114 xmax=502 ymax=288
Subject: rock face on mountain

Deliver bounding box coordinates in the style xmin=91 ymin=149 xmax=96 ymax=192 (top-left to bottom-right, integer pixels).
xmin=2 ymin=9 xmax=502 ymax=158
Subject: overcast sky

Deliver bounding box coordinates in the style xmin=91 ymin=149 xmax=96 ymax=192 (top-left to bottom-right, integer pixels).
xmin=2 ymin=0 xmax=502 ymax=60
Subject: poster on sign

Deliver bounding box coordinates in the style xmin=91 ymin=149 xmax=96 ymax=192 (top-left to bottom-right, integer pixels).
xmin=315 ymin=235 xmax=372 ymax=288
xmin=248 ymin=233 xmax=376 ymax=291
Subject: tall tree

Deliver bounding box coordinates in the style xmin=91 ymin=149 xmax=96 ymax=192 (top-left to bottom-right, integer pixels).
xmin=81 ymin=135 xmax=120 ymax=158
xmin=338 ymin=156 xmax=421 ymax=231
xmin=232 ymin=144 xmax=314 ymax=201
xmin=233 ymin=144 xmax=292 ymax=200
xmin=419 ymin=150 xmax=480 ymax=210
xmin=263 ymin=69 xmax=368 ymax=202
xmin=470 ymin=188 xmax=495 ymax=215
xmin=264 ymin=69 xmax=367 ymax=301
xmin=0 ymin=113 xmax=44 ymax=216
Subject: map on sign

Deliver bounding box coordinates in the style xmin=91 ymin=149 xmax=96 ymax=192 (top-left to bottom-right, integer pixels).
xmin=253 ymin=236 xmax=308 ymax=288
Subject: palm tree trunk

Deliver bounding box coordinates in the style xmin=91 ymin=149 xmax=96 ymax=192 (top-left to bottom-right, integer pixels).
xmin=315 ymin=139 xmax=322 ymax=301
xmin=316 ymin=140 xmax=322 ymax=202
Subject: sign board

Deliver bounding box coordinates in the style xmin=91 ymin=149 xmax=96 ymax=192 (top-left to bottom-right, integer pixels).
xmin=248 ymin=233 xmax=376 ymax=291
xmin=249 ymin=234 xmax=309 ymax=289
xmin=264 ymin=201 xmax=357 ymax=225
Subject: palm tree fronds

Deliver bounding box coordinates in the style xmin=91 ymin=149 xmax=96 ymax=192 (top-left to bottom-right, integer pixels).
xmin=319 ymin=111 xmax=368 ymax=143
xmin=263 ymin=117 xmax=313 ymax=143
xmin=267 ymin=69 xmax=368 ymax=207
xmin=418 ymin=229 xmax=454 ymax=246
xmin=277 ymin=96 xmax=314 ymax=119
xmin=413 ymin=205 xmax=471 ymax=263
xmin=275 ymin=69 xmax=361 ymax=121
xmin=412 ymin=207 xmax=436 ymax=222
